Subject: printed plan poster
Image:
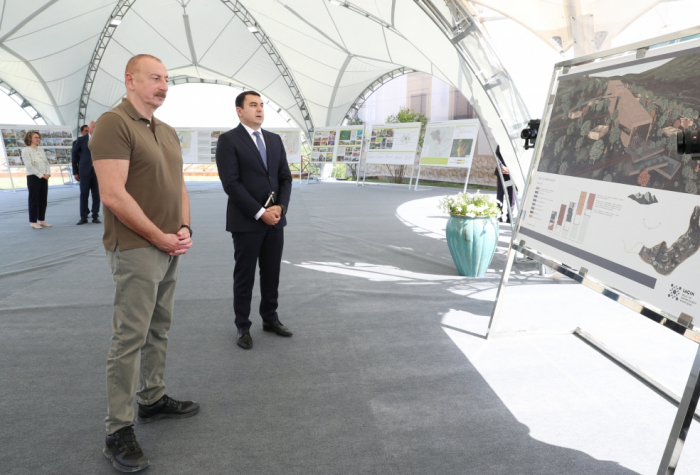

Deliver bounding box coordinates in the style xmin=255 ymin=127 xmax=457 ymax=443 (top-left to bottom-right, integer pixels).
xmin=420 ymin=119 xmax=480 ymax=168
xmin=1 ymin=125 xmax=74 ymax=167
xmin=335 ymin=126 xmax=364 ymax=162
xmin=366 ymin=122 xmax=421 ymax=165
xmin=311 ymin=127 xmax=337 ymax=162
xmin=265 ymin=128 xmax=302 ymax=164
xmin=174 ymin=127 xmax=228 ymax=164
xmin=518 ymin=41 xmax=700 ymax=319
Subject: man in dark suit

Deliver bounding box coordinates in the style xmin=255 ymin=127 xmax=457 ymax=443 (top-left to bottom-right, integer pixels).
xmin=216 ymin=91 xmax=293 ymax=350
xmin=72 ymin=120 xmax=101 ymax=224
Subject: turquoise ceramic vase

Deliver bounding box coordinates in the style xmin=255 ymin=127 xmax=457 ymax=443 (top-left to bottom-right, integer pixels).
xmin=445 ymin=215 xmax=499 ymax=277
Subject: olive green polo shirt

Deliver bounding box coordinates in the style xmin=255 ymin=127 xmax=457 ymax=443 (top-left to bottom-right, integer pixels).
xmin=89 ymin=98 xmax=183 ymax=251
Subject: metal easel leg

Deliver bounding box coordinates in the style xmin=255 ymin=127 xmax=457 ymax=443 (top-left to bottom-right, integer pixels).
xmin=657 ymin=344 xmax=700 ymax=475
xmin=486 ymin=242 xmax=518 ymax=339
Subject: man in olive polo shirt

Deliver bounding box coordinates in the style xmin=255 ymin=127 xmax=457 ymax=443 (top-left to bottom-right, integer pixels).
xmin=90 ymin=54 xmax=198 ymax=473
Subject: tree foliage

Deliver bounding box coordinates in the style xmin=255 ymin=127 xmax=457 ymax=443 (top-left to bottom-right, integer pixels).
xmin=589 ymin=140 xmax=605 ymax=162
xmin=580 ymin=120 xmax=592 ymax=137
xmin=609 ymin=127 xmax=621 ymax=144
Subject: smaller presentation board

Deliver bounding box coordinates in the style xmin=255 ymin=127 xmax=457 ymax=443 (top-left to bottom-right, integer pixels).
xmin=1 ymin=124 xmax=75 ymax=167
xmin=310 ymin=125 xmax=366 ymax=163
xmin=419 ymin=119 xmax=480 ymax=168
xmin=310 ymin=127 xmax=338 ymax=163
xmin=175 ymin=126 xmax=303 ymax=165
xmin=265 ymin=128 xmax=302 ymax=164
xmin=366 ymin=122 xmax=422 ymax=165
xmin=334 ymin=125 xmax=364 ymax=163
xmin=175 ymin=127 xmax=227 ymax=164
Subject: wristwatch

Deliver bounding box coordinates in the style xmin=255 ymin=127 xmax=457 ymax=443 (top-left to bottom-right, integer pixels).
xmin=179 ymin=224 xmax=193 ymax=238
xmin=280 ymin=204 xmax=287 ymax=215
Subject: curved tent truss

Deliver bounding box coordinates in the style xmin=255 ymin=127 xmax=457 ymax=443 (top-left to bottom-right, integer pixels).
xmin=0 ymin=0 xmax=574 ymax=187
xmin=167 ymin=74 xmax=301 ymax=127
xmin=344 ymin=66 xmax=414 ymax=123
xmin=0 ymin=78 xmax=45 ymax=123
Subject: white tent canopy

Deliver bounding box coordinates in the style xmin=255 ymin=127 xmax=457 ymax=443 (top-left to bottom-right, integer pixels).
xmin=0 ymin=0 xmax=680 ymax=188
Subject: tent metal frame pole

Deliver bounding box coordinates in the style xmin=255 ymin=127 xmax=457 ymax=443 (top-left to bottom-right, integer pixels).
xmin=77 ymin=0 xmax=136 ymax=134
xmin=0 ymin=79 xmax=44 ymax=124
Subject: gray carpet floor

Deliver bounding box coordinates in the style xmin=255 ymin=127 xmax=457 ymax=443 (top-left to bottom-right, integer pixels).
xmin=0 ymin=181 xmax=641 ymax=474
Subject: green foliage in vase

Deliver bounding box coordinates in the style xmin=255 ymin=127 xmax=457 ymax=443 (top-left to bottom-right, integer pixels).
xmin=439 ymin=191 xmax=501 ymax=218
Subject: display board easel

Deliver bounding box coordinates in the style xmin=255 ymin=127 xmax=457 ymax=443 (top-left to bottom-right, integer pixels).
xmin=488 ymin=27 xmax=700 ymax=475
xmin=415 ymin=119 xmax=480 ymax=192
xmin=1 ymin=124 xmax=76 ymax=192
xmin=361 ymin=122 xmax=422 ymax=186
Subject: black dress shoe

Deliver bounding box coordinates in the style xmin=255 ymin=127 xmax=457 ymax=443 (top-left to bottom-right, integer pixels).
xmin=136 ymin=394 xmax=200 ymax=424
xmin=263 ymin=320 xmax=293 ymax=337
xmin=92 ymin=217 xmax=102 ymax=223
xmin=104 ymin=426 xmax=150 ymax=472
xmin=237 ymin=328 xmax=253 ymax=349
xmin=76 ymin=218 xmax=88 ymax=225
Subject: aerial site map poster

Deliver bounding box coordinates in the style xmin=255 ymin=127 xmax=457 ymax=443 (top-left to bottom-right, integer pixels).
xmin=1 ymin=125 xmax=74 ymax=167
xmin=266 ymin=128 xmax=302 ymax=164
xmin=334 ymin=125 xmax=364 ymax=163
xmin=420 ymin=119 xmax=480 ymax=168
xmin=365 ymin=122 xmax=421 ymax=165
xmin=174 ymin=127 xmax=230 ymax=164
xmin=518 ymin=39 xmax=700 ymax=319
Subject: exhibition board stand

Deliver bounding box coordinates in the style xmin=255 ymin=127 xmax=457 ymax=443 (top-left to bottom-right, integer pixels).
xmin=174 ymin=126 xmax=305 ymax=184
xmin=487 ymin=28 xmax=700 ymax=474
xmin=1 ymin=124 xmax=76 ymax=192
xmin=309 ymin=125 xmax=365 ymax=183
xmin=415 ymin=119 xmax=480 ymax=193
xmin=361 ymin=122 xmax=422 ymax=187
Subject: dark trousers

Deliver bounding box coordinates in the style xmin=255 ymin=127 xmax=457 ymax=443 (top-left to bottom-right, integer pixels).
xmin=232 ymin=226 xmax=284 ymax=330
xmin=80 ymin=170 xmax=100 ymax=219
xmin=496 ymin=171 xmax=515 ymax=223
xmin=27 ymin=175 xmax=48 ymax=223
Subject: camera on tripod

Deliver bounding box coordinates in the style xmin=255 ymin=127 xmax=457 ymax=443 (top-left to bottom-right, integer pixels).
xmin=521 ymin=119 xmax=541 ymax=150
xmin=677 ymin=130 xmax=700 ymax=159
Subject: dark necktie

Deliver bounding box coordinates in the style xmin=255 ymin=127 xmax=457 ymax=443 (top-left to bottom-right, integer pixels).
xmin=253 ymin=131 xmax=267 ymax=170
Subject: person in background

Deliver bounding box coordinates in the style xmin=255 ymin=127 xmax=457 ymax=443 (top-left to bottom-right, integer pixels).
xmin=495 ymin=145 xmax=516 ymax=224
xmin=72 ymin=120 xmax=101 ymax=225
xmin=22 ymin=131 xmax=51 ymax=229
xmin=72 ymin=125 xmax=89 ymax=150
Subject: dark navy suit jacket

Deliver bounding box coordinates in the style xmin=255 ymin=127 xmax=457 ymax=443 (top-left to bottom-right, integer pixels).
xmin=215 ymin=124 xmax=292 ymax=233
xmin=71 ymin=134 xmax=94 ymax=177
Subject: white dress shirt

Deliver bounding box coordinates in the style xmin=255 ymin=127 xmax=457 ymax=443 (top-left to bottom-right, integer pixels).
xmin=240 ymin=123 xmax=267 ymax=220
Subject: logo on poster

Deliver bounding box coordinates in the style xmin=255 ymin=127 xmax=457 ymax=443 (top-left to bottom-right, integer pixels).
xmin=669 ymin=284 xmax=697 ymax=307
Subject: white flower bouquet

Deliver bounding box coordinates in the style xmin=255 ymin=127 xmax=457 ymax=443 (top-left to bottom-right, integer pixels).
xmin=438 ymin=191 xmax=501 ymax=218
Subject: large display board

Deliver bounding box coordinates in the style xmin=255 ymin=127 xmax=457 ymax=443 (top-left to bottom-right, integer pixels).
xmin=365 ymin=122 xmax=422 ymax=165
xmin=175 ymin=126 xmax=303 ymax=164
xmin=419 ymin=119 xmax=480 ymax=168
xmin=1 ymin=125 xmax=74 ymax=167
xmin=518 ymin=39 xmax=700 ymax=319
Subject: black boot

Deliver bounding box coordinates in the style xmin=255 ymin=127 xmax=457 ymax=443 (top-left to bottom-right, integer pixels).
xmin=103 ymin=426 xmax=149 ymax=472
